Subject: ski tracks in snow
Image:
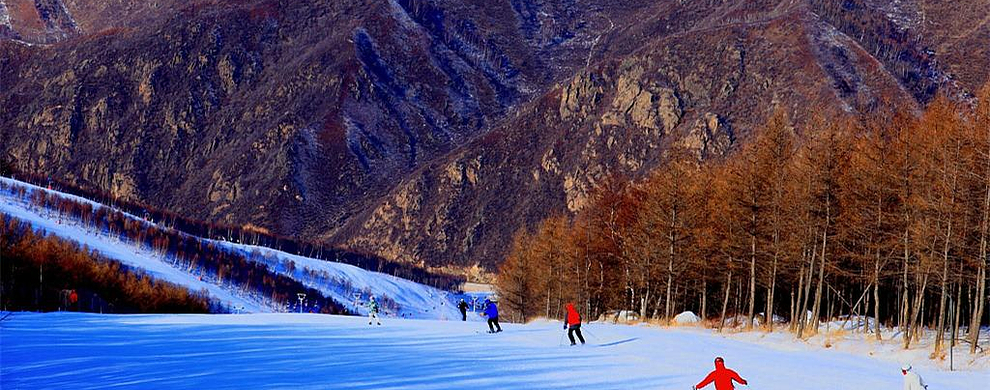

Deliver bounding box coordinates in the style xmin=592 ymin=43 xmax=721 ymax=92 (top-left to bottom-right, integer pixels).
xmin=2 ymin=313 xmax=986 ymax=390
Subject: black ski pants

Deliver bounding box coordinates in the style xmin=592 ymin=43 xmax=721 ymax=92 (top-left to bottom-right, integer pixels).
xmin=487 ymin=317 xmax=502 ymax=332
xmin=568 ymin=324 xmax=585 ymax=345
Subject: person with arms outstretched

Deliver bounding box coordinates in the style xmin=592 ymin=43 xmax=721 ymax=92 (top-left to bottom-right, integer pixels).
xmin=693 ymin=357 xmax=747 ymax=390
xmin=481 ymin=298 xmax=502 ymax=333
xmin=563 ymin=302 xmax=585 ymax=345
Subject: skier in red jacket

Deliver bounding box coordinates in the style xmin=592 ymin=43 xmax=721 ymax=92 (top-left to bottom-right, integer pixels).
xmin=563 ymin=303 xmax=585 ymax=345
xmin=693 ymin=357 xmax=748 ymax=390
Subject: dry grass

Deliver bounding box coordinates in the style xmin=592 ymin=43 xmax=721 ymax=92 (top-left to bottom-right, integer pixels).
xmin=822 ymin=328 xmax=848 ymax=348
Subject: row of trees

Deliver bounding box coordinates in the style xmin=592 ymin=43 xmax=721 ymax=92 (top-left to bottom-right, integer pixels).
xmin=1 ymin=171 xmax=463 ymax=290
xmin=1 ymin=181 xmax=348 ymax=314
xmin=497 ymin=86 xmax=990 ymax=357
xmin=1 ymin=215 xmax=213 ymax=313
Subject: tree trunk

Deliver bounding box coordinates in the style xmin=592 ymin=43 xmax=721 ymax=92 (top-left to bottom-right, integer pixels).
xmin=935 ymin=223 xmax=953 ymax=354
xmin=901 ymin=229 xmax=910 ymax=332
xmin=790 ymin=288 xmax=796 ymax=331
xmin=701 ymin=279 xmax=708 ymax=322
xmin=748 ymin=231 xmax=757 ymax=330
xmin=794 ymin=260 xmax=805 ymax=333
xmin=735 ymin=275 xmax=743 ymax=326
xmin=970 ymin=262 xmax=987 ymax=354
xmin=719 ymin=269 xmax=732 ymax=332
xmin=666 ymin=206 xmax=677 ymax=321
xmin=874 ymin=261 xmax=882 ymax=340
xmin=545 ymin=248 xmax=554 ymax=319
xmin=826 ymin=285 xmax=835 ymax=333
xmin=811 ymin=223 xmax=829 ymax=335
xmin=799 ymin=243 xmax=818 ymax=338
xmin=969 ymin=167 xmax=990 ymax=353
xmin=641 ymin=290 xmax=651 ymax=322
xmin=904 ymin=267 xmax=930 ymax=349
xmin=767 ymin=248 xmax=778 ymax=332
xmin=919 ymin=287 xmax=927 ymax=344
xmin=873 ymin=189 xmax=884 ymax=340
xmin=665 ymin=253 xmax=673 ymax=321
xmin=626 ymin=266 xmax=634 ymax=318
xmin=952 ymin=278 xmax=962 ymax=356
xmin=598 ymin=261 xmax=605 ymax=317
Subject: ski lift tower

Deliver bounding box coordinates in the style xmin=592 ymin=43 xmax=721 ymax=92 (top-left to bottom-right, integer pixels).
xmin=296 ymin=293 xmax=306 ymax=313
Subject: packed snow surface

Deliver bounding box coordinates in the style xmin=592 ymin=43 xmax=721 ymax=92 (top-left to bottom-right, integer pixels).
xmin=2 ymin=312 xmax=986 ymax=390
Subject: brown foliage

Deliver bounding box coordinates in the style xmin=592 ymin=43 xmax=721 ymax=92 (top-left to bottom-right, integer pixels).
xmin=0 ymin=181 xmax=350 ymax=314
xmin=496 ymin=84 xmax=990 ymax=357
xmin=0 ymin=215 xmax=211 ymax=313
xmin=1 ymin=171 xmax=462 ymax=290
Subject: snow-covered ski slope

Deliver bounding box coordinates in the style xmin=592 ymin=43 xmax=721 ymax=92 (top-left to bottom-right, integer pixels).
xmin=220 ymin=241 xmax=464 ymax=320
xmin=0 ymin=177 xmax=463 ymax=319
xmin=0 ymin=179 xmax=266 ymax=312
xmin=1 ymin=312 xmax=985 ymax=389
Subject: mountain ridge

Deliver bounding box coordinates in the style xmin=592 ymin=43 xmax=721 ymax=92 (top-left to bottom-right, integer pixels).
xmin=2 ymin=0 xmax=985 ymax=269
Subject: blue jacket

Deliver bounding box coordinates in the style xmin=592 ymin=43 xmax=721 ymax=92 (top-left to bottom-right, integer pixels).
xmin=484 ymin=301 xmax=498 ymax=318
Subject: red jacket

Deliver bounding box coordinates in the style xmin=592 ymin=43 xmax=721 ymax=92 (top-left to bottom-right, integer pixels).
xmin=565 ymin=303 xmax=581 ymax=326
xmin=696 ymin=360 xmax=747 ymax=390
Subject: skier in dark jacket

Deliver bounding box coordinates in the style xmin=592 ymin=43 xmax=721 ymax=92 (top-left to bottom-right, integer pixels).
xmin=482 ymin=299 xmax=502 ymax=333
xmin=457 ymin=299 xmax=469 ymax=321
xmin=563 ymin=302 xmax=585 ymax=345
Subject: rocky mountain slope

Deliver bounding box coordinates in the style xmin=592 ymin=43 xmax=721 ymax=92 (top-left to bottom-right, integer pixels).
xmin=2 ymin=0 xmax=986 ymax=268
xmin=2 ymin=0 xmax=614 ymax=235
xmin=337 ymin=1 xmax=922 ymax=266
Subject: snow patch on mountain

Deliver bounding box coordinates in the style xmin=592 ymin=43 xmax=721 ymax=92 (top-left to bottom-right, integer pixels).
xmin=0 ymin=1 xmax=12 ymax=29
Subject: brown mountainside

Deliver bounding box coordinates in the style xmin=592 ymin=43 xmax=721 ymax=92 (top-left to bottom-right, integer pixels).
xmin=2 ymin=0 xmax=986 ymax=269
xmin=3 ymin=0 xmax=617 ymax=235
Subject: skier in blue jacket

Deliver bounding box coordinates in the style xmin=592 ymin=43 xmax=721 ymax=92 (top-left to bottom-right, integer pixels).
xmin=481 ymin=299 xmax=502 ymax=333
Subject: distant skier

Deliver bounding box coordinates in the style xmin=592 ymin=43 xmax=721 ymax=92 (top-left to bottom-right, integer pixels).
xmin=693 ymin=357 xmax=748 ymax=390
xmin=68 ymin=290 xmax=78 ymax=311
xmin=367 ymin=296 xmax=382 ymax=326
xmin=563 ymin=302 xmax=585 ymax=345
xmin=481 ymin=299 xmax=502 ymax=333
xmin=901 ymin=364 xmax=928 ymax=390
xmin=458 ymin=299 xmax=469 ymax=321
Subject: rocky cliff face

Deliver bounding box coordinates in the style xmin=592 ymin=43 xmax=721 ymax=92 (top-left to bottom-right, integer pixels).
xmin=2 ymin=0 xmax=619 ymax=235
xmin=335 ymin=7 xmax=924 ymax=266
xmin=2 ymin=0 xmax=985 ymax=268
